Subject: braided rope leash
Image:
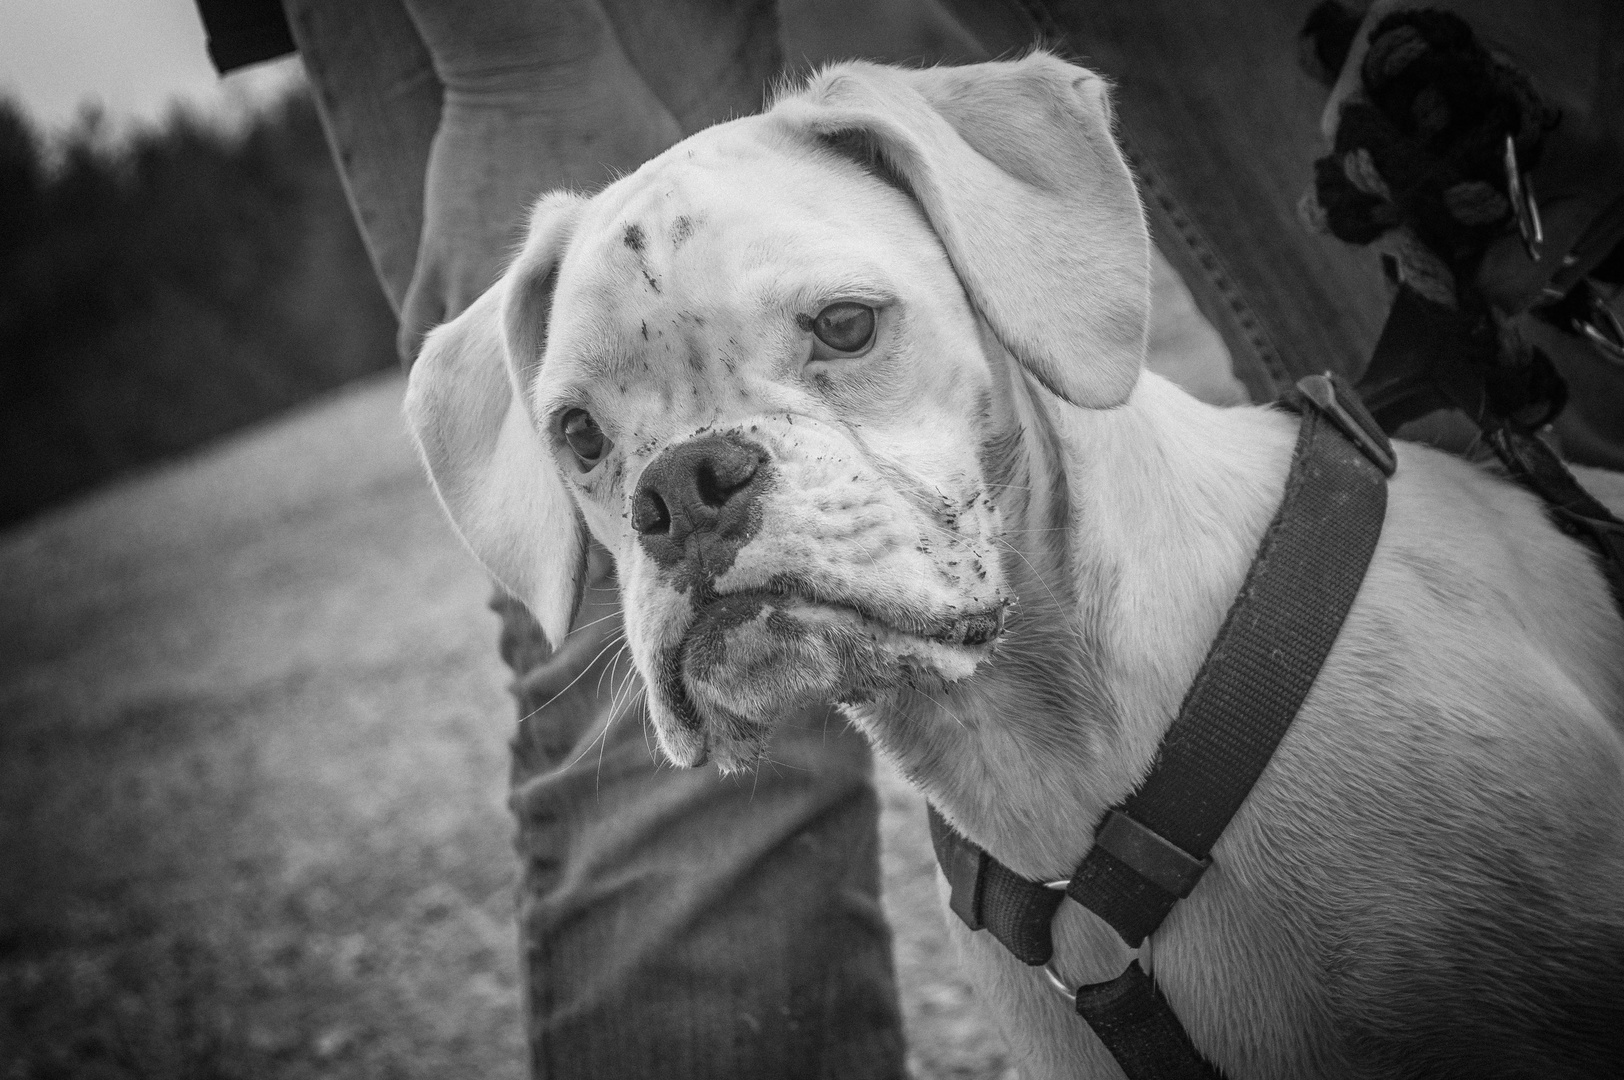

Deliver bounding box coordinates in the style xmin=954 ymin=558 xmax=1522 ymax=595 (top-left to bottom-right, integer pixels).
xmin=1304 ymin=7 xmax=1559 ymax=302
xmin=1298 ymin=4 xmax=1624 ymax=612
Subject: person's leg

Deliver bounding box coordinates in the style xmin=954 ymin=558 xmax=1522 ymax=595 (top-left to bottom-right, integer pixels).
xmin=597 ymin=0 xmax=785 ymax=136
xmin=283 ymin=0 xmax=441 ymax=313
xmin=285 ymin=3 xmax=905 ymax=1076
xmin=503 ymin=575 xmax=902 ymax=1078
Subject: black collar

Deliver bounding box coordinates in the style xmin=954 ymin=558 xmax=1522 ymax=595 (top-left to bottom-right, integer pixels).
xmin=927 ymin=372 xmax=1394 ymax=1080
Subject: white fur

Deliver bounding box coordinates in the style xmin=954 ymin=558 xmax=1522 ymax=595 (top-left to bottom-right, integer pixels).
xmin=406 ymin=54 xmax=1624 ymax=1079
xmin=403 ymin=280 xmax=585 ymax=645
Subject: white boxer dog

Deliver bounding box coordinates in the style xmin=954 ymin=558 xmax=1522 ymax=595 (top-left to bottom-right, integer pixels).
xmin=404 ymin=53 xmax=1624 ymax=1080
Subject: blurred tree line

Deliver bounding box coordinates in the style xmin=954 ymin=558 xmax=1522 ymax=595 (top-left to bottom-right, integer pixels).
xmin=0 ymin=87 xmax=397 ymax=528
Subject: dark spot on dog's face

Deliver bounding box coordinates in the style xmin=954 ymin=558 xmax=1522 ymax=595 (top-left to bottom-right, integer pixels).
xmin=670 ymin=215 xmax=695 ymax=249
xmin=655 ymin=651 xmax=704 ymax=731
xmin=682 ymin=592 xmax=767 ymax=677
xmin=642 ymin=269 xmax=661 ymax=293
xmin=623 ymin=223 xmax=645 ymax=252
xmin=681 ymin=592 xmax=809 ymax=685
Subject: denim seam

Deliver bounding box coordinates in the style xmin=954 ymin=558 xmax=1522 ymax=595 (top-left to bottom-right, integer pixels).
xmin=1130 ymin=149 xmax=1292 ymax=395
xmin=1014 ymin=0 xmax=1291 ymax=397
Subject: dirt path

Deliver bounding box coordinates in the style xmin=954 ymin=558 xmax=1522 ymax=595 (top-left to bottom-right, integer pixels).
xmin=0 ymin=372 xmax=1010 ymax=1079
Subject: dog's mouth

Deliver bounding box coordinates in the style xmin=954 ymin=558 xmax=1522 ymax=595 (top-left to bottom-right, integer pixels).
xmin=653 ymin=584 xmax=1005 ymax=770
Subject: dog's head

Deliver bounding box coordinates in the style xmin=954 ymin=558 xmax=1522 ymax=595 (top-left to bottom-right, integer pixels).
xmin=405 ymin=54 xmax=1150 ymax=770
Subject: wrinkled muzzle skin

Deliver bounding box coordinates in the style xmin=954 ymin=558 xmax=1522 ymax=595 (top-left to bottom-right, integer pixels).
xmin=533 ymin=126 xmax=1024 ymax=771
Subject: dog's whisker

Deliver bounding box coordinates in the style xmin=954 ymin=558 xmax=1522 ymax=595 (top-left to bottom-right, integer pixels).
xmin=608 ymin=647 xmax=640 ymax=709
xmin=640 ymin=710 xmax=661 ymax=762
xmin=991 ymin=526 xmax=1071 ymax=536
xmin=596 ymin=661 xmax=645 ymax=788
xmin=564 ymin=670 xmax=626 ymax=774
xmin=909 ymin=684 xmax=973 ymax=732
xmin=560 ymin=646 xmax=639 ymax=782
xmin=593 ymin=642 xmax=622 ymax=698
xmin=516 ymin=629 xmax=629 ymax=726
xmin=845 ymin=533 xmax=884 ymax=567
xmin=989 ymin=534 xmax=1068 ymax=618
xmin=567 ymin=610 xmax=624 ymax=638
xmin=592 ymin=631 xmax=635 ymax=698
xmin=606 ymin=664 xmax=644 ymax=741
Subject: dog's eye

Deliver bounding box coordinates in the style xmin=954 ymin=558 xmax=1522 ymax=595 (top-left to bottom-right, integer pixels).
xmin=809 ymin=302 xmax=876 ymax=357
xmin=561 ymin=408 xmax=609 ymax=467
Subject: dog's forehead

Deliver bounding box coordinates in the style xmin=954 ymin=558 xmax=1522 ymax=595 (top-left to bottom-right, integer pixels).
xmin=543 ymin=119 xmax=925 ymax=370
xmin=583 ymin=116 xmax=872 ymax=257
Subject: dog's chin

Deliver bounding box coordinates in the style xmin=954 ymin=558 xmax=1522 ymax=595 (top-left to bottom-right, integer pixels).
xmin=646 ymin=589 xmax=1002 ymax=773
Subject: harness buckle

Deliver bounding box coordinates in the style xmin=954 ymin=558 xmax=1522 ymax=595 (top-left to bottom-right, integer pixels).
xmin=1092 ymin=810 xmax=1212 ymax=900
xmin=1296 ymin=372 xmax=1398 ymax=476
xmin=1574 ymin=288 xmax=1624 ymax=366
xmin=1044 ymin=959 xmax=1081 ymax=999
xmin=1504 ymin=134 xmax=1544 ymax=264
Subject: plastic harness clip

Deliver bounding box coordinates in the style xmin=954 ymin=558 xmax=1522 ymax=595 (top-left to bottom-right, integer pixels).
xmin=1089 ymin=810 xmax=1212 ymax=900
xmin=1296 ymin=372 xmax=1397 ymax=476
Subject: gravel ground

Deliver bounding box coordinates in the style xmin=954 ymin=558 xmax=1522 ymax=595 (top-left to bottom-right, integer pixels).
xmin=0 ymin=371 xmax=1015 ymax=1080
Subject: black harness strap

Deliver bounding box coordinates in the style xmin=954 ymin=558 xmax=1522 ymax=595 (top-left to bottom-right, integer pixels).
xmin=927 ymin=373 xmax=1394 ymax=1080
xmin=1074 ymin=962 xmax=1218 ymax=1080
xmin=927 ymin=805 xmax=1064 ymax=964
xmin=1482 ymin=426 xmax=1624 ymax=612
xmin=1070 ymin=374 xmax=1392 ymax=948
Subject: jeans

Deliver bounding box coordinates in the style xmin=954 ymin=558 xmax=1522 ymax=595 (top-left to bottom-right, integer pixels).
xmin=281 ymin=0 xmax=1614 ymax=1076
xmin=285 ymin=3 xmax=905 ymax=1075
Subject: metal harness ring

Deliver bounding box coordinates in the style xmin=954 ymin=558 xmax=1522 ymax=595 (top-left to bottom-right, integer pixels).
xmin=1041 ymin=879 xmax=1078 ymax=999
xmin=1039 ymin=879 xmax=1153 ymax=1003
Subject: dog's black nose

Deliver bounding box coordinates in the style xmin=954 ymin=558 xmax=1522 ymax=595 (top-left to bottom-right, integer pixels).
xmin=632 ymin=434 xmax=771 ymax=572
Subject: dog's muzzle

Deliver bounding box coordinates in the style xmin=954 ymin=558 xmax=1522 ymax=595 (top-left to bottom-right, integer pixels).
xmin=630 ymin=430 xmax=1005 ymax=770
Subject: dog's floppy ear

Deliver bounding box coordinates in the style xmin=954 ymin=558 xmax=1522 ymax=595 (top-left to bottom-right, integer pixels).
xmin=403 ymin=193 xmax=588 ymax=647
xmin=773 ymin=53 xmax=1150 ymax=408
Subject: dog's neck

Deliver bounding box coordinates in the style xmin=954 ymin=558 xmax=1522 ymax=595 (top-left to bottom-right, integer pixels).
xmin=852 ymin=358 xmax=1298 ymax=879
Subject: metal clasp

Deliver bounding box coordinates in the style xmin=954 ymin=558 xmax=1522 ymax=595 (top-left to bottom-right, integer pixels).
xmin=1574 ymin=288 xmax=1624 ymax=367
xmin=1504 ymin=134 xmax=1543 ymax=264
xmin=1038 ymin=879 xmax=1149 ymax=1002
xmin=1040 ymin=879 xmax=1077 ymax=999
xmin=1043 ymin=959 xmax=1078 ymax=999
xmin=1296 ymin=373 xmax=1398 ymax=476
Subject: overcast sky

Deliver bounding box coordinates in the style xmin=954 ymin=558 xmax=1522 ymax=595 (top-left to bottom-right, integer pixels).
xmin=0 ymin=0 xmax=297 ymax=133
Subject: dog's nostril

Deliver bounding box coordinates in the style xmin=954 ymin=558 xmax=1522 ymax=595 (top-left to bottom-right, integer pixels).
xmin=633 ymin=437 xmax=766 ymax=556
xmin=695 ymin=455 xmax=758 ymax=510
xmin=633 ymin=489 xmax=672 ymax=535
